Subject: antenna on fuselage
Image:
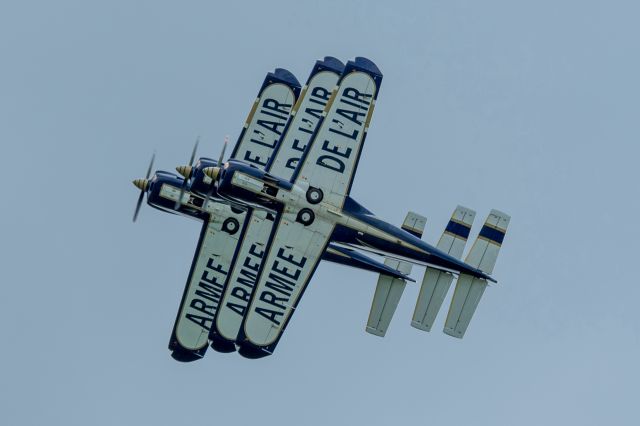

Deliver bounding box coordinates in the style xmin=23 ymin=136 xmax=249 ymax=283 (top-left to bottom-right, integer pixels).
xmin=132 ymin=152 xmax=155 ymax=222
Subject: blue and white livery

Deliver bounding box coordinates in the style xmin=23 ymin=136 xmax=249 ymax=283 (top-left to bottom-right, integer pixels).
xmin=132 ymin=56 xmax=511 ymax=360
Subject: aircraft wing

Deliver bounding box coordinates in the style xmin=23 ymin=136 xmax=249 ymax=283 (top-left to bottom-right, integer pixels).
xmin=293 ymin=57 xmax=382 ymax=208
xmin=229 ymin=69 xmax=300 ymax=169
xmin=211 ymin=209 xmax=275 ymax=344
xmin=237 ymin=211 xmax=335 ymax=357
xmin=168 ymin=203 xmax=249 ymax=360
xmin=209 ymin=60 xmax=343 ymax=347
xmin=266 ymin=57 xmax=344 ymax=179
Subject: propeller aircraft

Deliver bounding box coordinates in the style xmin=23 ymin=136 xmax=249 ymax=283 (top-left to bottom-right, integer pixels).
xmin=132 ymin=57 xmax=511 ymax=360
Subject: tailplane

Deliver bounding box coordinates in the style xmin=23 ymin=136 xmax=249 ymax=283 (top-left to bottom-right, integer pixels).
xmin=444 ymin=209 xmax=510 ymax=338
xmin=412 ymin=206 xmax=475 ymax=332
xmin=366 ymin=212 xmax=427 ymax=337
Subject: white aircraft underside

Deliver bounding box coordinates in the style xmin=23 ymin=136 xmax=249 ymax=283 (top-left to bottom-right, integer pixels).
xmin=132 ymin=56 xmax=510 ymax=360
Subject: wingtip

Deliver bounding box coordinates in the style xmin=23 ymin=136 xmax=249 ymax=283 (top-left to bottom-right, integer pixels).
xmin=353 ymin=57 xmax=382 ymax=76
xmin=272 ymin=67 xmax=301 ymax=87
xmin=318 ymin=56 xmax=345 ymax=73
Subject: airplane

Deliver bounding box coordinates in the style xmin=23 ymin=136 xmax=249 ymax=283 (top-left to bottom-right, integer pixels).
xmin=132 ymin=56 xmax=511 ymax=360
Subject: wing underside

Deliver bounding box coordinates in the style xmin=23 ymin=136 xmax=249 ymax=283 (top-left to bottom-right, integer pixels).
xmin=294 ymin=58 xmax=383 ymax=208
xmin=230 ymin=69 xmax=300 ymax=170
xmin=212 ymin=210 xmax=276 ymax=344
xmin=168 ymin=204 xmax=248 ymax=359
xmin=267 ymin=57 xmax=344 ymax=179
xmin=237 ymin=213 xmax=334 ymax=356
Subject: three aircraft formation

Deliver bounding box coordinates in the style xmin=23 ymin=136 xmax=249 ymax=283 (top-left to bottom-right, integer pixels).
xmin=132 ymin=56 xmax=510 ymax=360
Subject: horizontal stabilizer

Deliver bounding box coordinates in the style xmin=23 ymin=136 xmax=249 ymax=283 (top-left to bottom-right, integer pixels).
xmin=412 ymin=206 xmax=475 ymax=332
xmin=444 ymin=209 xmax=510 ymax=338
xmin=366 ymin=212 xmax=426 ymax=337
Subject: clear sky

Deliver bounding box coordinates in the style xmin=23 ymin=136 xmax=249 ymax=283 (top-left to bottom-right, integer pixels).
xmin=1 ymin=1 xmax=639 ymax=425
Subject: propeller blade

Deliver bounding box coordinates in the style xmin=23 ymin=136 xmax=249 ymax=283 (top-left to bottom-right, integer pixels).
xmin=176 ymin=181 xmax=188 ymax=209
xmin=175 ymin=137 xmax=200 ymax=210
xmin=133 ymin=189 xmax=145 ymax=222
xmin=190 ymin=136 xmax=200 ymax=166
xmin=145 ymin=152 xmax=156 ymax=179
xmin=205 ymin=136 xmax=229 ymax=211
xmin=133 ymin=152 xmax=156 ymax=223
xmin=218 ymin=135 xmax=228 ymax=166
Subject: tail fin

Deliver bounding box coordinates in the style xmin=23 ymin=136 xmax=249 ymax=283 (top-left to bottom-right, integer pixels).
xmin=366 ymin=212 xmax=427 ymax=337
xmin=444 ymin=209 xmax=510 ymax=338
xmin=411 ymin=206 xmax=475 ymax=332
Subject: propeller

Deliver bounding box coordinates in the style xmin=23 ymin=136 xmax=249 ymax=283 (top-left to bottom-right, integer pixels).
xmin=175 ymin=137 xmax=200 ymax=209
xmin=132 ymin=152 xmax=155 ymax=222
xmin=218 ymin=135 xmax=228 ymax=167
xmin=203 ymin=135 xmax=229 ymax=210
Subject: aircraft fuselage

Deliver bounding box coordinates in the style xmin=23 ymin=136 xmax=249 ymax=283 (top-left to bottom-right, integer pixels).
xmin=215 ymin=160 xmax=493 ymax=281
xmin=142 ymin=168 xmax=412 ymax=281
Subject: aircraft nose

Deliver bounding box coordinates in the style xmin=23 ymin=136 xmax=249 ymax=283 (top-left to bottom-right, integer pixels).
xmin=132 ymin=178 xmax=149 ymax=191
xmin=176 ymin=165 xmax=192 ymax=178
xmin=202 ymin=167 xmax=220 ymax=180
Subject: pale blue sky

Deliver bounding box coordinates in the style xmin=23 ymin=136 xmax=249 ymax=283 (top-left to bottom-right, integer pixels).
xmin=1 ymin=1 xmax=639 ymax=425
